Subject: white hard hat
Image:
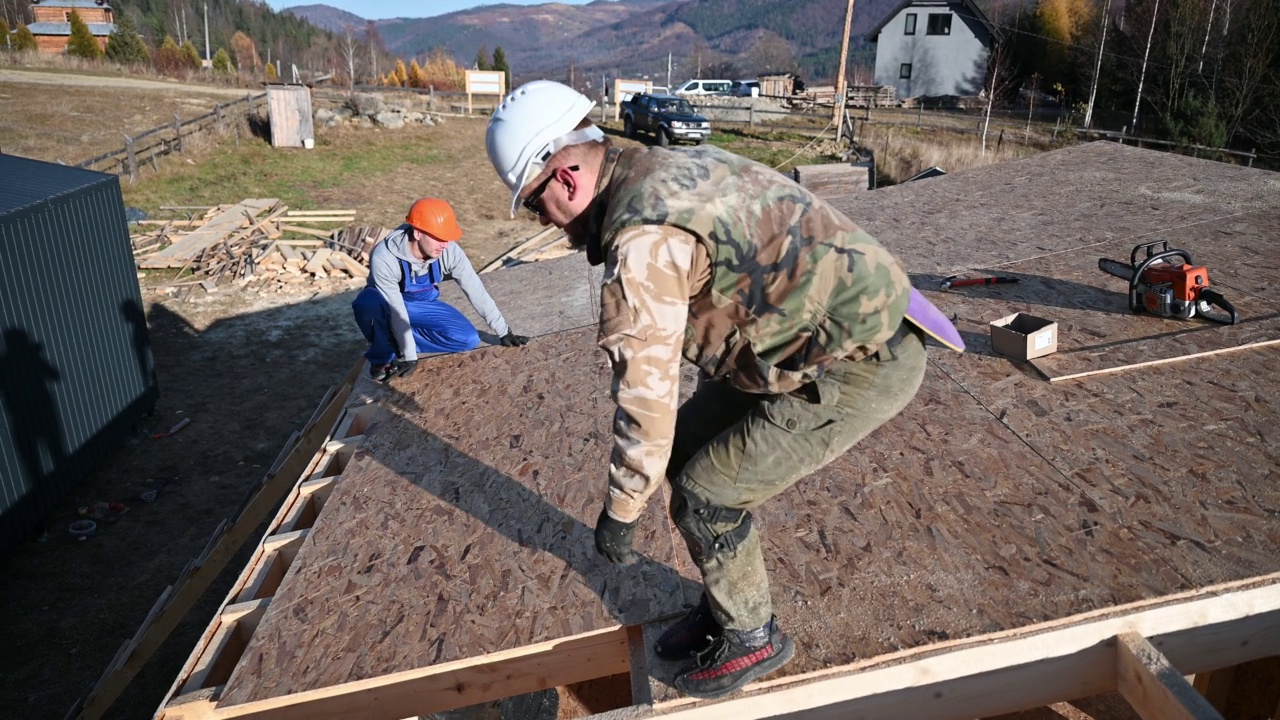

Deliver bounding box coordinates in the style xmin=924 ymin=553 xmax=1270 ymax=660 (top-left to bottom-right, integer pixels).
xmin=486 ymin=80 xmax=601 ymax=218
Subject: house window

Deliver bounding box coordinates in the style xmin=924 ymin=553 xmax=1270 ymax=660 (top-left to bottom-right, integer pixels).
xmin=927 ymin=13 xmax=952 ymax=35
xmin=904 ymin=13 xmax=917 ymax=35
xmin=900 ymin=63 xmax=912 ymax=79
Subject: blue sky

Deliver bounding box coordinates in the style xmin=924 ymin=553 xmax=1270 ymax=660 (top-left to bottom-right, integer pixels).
xmin=267 ymin=1 xmax=599 ymax=21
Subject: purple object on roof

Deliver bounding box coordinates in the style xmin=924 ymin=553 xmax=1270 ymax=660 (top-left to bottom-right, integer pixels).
xmin=904 ymin=288 xmax=965 ymax=352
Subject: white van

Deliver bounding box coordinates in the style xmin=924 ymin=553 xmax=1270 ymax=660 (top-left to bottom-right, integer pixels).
xmin=674 ymin=79 xmax=733 ymax=96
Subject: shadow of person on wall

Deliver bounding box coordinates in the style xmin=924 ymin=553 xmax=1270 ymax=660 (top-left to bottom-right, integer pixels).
xmin=0 ymin=329 xmax=68 ymax=487
xmin=120 ymin=299 xmax=156 ymax=389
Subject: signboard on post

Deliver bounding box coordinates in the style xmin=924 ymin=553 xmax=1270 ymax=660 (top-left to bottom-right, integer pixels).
xmin=612 ymin=79 xmax=653 ymax=121
xmin=465 ymin=70 xmax=506 ymax=114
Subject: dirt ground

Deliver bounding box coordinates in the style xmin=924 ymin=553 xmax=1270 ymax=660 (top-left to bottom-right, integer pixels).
xmin=0 ymin=69 xmax=550 ymax=719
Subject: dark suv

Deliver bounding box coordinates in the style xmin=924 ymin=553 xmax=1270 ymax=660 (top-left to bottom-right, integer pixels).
xmin=620 ymin=93 xmax=711 ymax=146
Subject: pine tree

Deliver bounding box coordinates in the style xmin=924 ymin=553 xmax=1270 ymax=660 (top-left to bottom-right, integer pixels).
xmin=474 ymin=45 xmax=490 ymax=70
xmin=13 ymin=24 xmax=36 ymax=52
xmin=212 ymin=47 xmax=234 ymax=73
xmin=180 ymin=39 xmax=202 ymax=69
xmin=66 ymin=10 xmax=103 ymax=59
xmin=1 ymin=18 xmax=10 ymax=47
xmin=106 ymin=14 xmax=150 ymax=64
xmin=492 ymin=46 xmax=510 ymax=90
xmin=13 ymin=23 xmax=36 ymax=51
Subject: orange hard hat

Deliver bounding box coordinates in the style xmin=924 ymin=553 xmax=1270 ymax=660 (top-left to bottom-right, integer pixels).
xmin=405 ymin=197 xmax=462 ymax=242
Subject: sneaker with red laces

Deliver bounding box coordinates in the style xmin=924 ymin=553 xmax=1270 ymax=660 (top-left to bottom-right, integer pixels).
xmin=672 ymin=616 xmax=795 ymax=699
xmin=654 ymin=594 xmax=721 ymax=661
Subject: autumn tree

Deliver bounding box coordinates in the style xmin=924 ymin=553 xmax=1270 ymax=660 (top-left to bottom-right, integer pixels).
xmin=230 ymin=30 xmax=260 ymax=73
xmin=13 ymin=24 xmax=35 ymax=52
xmin=419 ymin=47 xmax=466 ymax=90
xmin=66 ymin=10 xmax=103 ymax=59
xmin=152 ymin=36 xmax=185 ymax=74
xmin=1032 ymin=0 xmax=1094 ymax=92
xmin=212 ymin=47 xmax=233 ymax=74
xmin=408 ymin=59 xmax=427 ymax=87
xmin=106 ymin=13 xmax=150 ymax=64
xmin=1 ymin=18 xmax=9 ymax=47
xmin=384 ymin=71 xmax=402 ymax=87
xmin=394 ymin=58 xmax=408 ymax=85
xmin=265 ymin=61 xmax=278 ymax=81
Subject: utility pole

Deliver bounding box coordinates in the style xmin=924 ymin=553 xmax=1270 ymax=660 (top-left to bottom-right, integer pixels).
xmin=832 ymin=0 xmax=857 ymax=141
xmin=1083 ymin=0 xmax=1111 ymax=128
xmin=203 ymin=3 xmax=210 ymax=72
xmin=1130 ymin=0 xmax=1159 ymax=137
xmin=666 ymin=51 xmax=672 ymax=91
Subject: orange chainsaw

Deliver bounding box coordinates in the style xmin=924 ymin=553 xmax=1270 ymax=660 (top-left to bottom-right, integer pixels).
xmin=1098 ymin=240 xmax=1237 ymax=324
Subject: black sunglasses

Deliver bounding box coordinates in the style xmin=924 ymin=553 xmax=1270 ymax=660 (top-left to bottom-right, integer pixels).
xmin=522 ymin=165 xmax=579 ymax=217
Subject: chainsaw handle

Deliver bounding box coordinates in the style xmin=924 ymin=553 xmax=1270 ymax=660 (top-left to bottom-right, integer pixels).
xmin=1130 ymin=240 xmax=1183 ymax=268
xmin=1199 ymin=289 xmax=1238 ymax=325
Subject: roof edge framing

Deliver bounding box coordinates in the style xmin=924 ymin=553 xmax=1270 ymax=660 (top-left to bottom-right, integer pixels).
xmin=155 ymin=571 xmax=1279 ymax=720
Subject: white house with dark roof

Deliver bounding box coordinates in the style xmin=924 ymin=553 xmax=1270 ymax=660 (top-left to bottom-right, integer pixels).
xmin=866 ymin=0 xmax=999 ymax=100
xmin=26 ymin=0 xmax=117 ymax=54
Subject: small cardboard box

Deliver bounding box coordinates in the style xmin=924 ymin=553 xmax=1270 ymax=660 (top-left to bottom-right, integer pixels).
xmin=990 ymin=313 xmax=1058 ymax=360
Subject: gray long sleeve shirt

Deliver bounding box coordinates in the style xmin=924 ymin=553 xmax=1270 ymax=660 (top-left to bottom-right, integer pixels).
xmin=367 ymin=225 xmax=510 ymax=361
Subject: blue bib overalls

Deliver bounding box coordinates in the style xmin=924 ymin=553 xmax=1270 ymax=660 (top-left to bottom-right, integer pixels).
xmin=351 ymin=258 xmax=480 ymax=363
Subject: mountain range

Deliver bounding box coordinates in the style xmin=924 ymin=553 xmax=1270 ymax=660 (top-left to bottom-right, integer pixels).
xmin=283 ymin=0 xmax=906 ymax=84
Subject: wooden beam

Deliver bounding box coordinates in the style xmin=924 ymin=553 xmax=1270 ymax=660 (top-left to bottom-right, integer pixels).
xmin=1033 ymin=337 xmax=1280 ymax=382
xmin=278 ymin=224 xmax=335 ymax=239
xmin=1116 ymin=631 xmax=1224 ymax=720
xmin=160 ymin=625 xmax=631 ymax=720
xmin=74 ymin=361 xmax=363 ymax=720
xmin=589 ymin=575 xmax=1280 ymax=720
xmin=479 ymin=226 xmax=559 ymax=274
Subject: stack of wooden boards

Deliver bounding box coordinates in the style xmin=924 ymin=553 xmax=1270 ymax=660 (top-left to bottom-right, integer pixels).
xmin=131 ymin=198 xmax=384 ymax=295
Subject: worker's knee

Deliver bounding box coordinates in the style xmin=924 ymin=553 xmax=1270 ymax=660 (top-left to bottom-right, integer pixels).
xmin=671 ymin=488 xmax=753 ymax=564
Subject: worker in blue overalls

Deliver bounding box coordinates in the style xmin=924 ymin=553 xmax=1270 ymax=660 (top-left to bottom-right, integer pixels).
xmin=351 ymin=197 xmax=528 ymax=383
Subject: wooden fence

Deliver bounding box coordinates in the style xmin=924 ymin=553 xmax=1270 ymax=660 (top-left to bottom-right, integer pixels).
xmin=76 ymin=92 xmax=267 ymax=182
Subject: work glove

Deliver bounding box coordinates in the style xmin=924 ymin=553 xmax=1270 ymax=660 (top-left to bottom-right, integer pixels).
xmin=500 ymin=331 xmax=530 ymax=347
xmin=594 ymin=506 xmax=639 ymax=565
xmin=380 ymin=359 xmax=418 ymax=383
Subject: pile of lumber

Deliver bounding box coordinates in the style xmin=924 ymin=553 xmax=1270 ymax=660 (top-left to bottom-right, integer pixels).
xmin=131 ymin=199 xmax=384 ymax=296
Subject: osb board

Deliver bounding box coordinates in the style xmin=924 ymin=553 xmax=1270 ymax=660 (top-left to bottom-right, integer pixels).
xmin=911 ymin=229 xmax=1280 ymax=380
xmin=218 ymin=329 xmax=699 ymax=704
xmin=831 ymin=142 xmax=1280 ymax=275
xmin=645 ymin=353 xmax=1280 ymax=703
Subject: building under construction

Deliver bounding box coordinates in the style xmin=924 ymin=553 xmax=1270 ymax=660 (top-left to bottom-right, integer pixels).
xmin=74 ymin=141 xmax=1280 ymax=720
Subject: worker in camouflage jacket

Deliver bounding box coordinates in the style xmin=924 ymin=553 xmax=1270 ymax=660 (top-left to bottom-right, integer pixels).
xmin=485 ymin=81 xmax=934 ymax=699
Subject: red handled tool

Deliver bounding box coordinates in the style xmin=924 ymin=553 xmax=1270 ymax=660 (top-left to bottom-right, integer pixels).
xmin=941 ymin=275 xmax=1020 ymax=290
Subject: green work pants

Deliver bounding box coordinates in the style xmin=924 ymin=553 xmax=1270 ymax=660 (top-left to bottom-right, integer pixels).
xmin=667 ymin=326 xmax=927 ymax=631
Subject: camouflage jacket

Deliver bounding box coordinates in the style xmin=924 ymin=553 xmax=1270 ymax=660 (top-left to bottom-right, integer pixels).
xmin=589 ymin=145 xmax=911 ymax=522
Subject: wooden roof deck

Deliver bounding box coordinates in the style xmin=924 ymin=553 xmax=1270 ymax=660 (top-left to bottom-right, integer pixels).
xmin=163 ymin=142 xmax=1280 ymax=717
